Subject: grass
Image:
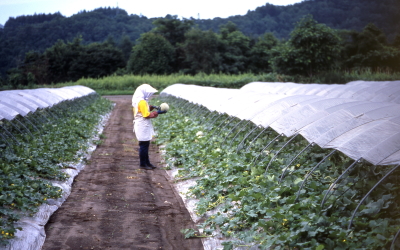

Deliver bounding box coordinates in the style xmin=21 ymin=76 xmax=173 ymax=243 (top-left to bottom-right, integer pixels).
xmin=4 ymin=69 xmax=399 ymax=95
xmin=297 ymin=68 xmax=400 ymax=84
xmin=53 ymin=72 xmax=280 ymax=94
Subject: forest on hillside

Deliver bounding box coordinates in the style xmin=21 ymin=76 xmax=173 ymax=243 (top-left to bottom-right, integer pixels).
xmin=3 ymin=13 xmax=399 ymax=89
xmin=0 ymin=0 xmax=399 ymax=86
xmin=198 ymin=0 xmax=399 ymax=41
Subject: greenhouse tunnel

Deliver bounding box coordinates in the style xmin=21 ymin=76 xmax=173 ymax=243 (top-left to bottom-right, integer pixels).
xmin=160 ymin=80 xmax=400 ymax=248
xmin=0 ymin=86 xmax=97 ymax=150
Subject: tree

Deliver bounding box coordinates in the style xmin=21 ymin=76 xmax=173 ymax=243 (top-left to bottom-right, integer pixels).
xmin=393 ymin=34 xmax=400 ymax=49
xmin=270 ymin=42 xmax=301 ymax=76
xmin=152 ymin=15 xmax=194 ymax=72
xmin=248 ymin=33 xmax=279 ymax=73
xmin=22 ymin=51 xmax=49 ymax=85
xmin=180 ymin=29 xmax=223 ymax=74
xmin=220 ymin=21 xmax=239 ymax=39
xmin=0 ymin=8 xmax=153 ymax=76
xmin=342 ymin=23 xmax=399 ymax=70
xmin=345 ymin=23 xmax=386 ymax=55
xmin=118 ymin=35 xmax=133 ymax=62
xmin=7 ymin=68 xmax=26 ymax=88
xmin=68 ymin=42 xmax=125 ymax=79
xmin=219 ymin=22 xmax=251 ymax=74
xmin=45 ymin=37 xmax=83 ymax=82
xmin=271 ymin=15 xmax=341 ymax=76
xmin=127 ymin=32 xmax=174 ymax=74
xmin=105 ymin=35 xmax=117 ymax=47
xmin=8 ymin=36 xmax=126 ymax=86
xmin=152 ymin=15 xmax=194 ymax=46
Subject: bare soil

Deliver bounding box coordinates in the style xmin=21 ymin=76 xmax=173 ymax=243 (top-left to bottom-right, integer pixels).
xmin=42 ymin=96 xmax=203 ymax=250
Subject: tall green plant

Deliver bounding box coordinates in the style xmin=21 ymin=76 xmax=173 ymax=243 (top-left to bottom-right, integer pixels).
xmin=271 ymin=15 xmax=342 ymax=77
xmin=248 ymin=33 xmax=279 ymax=73
xmin=342 ymin=23 xmax=400 ymax=71
xmin=180 ymin=29 xmax=223 ymax=74
xmin=127 ymin=33 xmax=175 ymax=75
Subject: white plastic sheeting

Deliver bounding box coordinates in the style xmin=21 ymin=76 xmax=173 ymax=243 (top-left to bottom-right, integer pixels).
xmin=241 ymin=81 xmax=400 ymax=104
xmin=160 ymin=81 xmax=400 ymax=166
xmin=162 ymin=84 xmax=239 ymax=112
xmin=0 ymin=85 xmax=96 ymax=121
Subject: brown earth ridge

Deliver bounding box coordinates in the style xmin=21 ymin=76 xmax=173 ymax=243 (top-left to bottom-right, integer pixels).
xmin=42 ymin=95 xmax=203 ymax=250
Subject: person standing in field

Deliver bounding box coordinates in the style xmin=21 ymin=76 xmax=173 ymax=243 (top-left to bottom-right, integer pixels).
xmin=132 ymin=84 xmax=166 ymax=170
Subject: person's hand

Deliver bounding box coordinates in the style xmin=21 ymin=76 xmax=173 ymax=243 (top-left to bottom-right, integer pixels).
xmin=150 ymin=105 xmax=160 ymax=110
xmin=157 ymin=110 xmax=167 ymax=114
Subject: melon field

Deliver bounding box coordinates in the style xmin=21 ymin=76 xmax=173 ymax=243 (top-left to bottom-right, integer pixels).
xmin=152 ymin=81 xmax=400 ymax=249
xmin=0 ymin=87 xmax=113 ymax=247
xmin=1 ymin=81 xmax=400 ymax=250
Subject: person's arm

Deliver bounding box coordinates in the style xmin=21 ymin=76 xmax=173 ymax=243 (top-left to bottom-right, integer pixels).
xmin=149 ymin=105 xmax=159 ymax=111
xmin=138 ymin=100 xmax=158 ymax=118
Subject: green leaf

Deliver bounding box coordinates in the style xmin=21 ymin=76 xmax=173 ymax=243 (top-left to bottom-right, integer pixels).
xmin=214 ymin=215 xmax=225 ymax=225
xmin=247 ymin=210 xmax=258 ymax=217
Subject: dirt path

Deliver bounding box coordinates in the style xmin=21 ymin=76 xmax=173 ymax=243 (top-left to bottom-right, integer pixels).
xmin=42 ymin=96 xmax=203 ymax=250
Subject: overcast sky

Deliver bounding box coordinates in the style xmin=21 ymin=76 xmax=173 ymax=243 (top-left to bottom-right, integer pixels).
xmin=0 ymin=0 xmax=303 ymax=25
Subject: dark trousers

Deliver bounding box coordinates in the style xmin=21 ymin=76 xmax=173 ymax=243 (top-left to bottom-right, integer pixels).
xmin=139 ymin=141 xmax=150 ymax=166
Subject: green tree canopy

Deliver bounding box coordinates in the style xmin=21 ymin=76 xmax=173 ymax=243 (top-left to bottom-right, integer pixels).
xmin=9 ymin=36 xmax=125 ymax=86
xmin=346 ymin=23 xmax=387 ymax=55
xmin=219 ymin=21 xmax=240 ymax=39
xmin=45 ymin=37 xmax=83 ymax=83
xmin=219 ymin=22 xmax=251 ymax=74
xmin=393 ymin=34 xmax=400 ymax=49
xmin=127 ymin=32 xmax=174 ymax=74
xmin=67 ymin=42 xmax=125 ymax=79
xmin=248 ymin=33 xmax=279 ymax=73
xmin=342 ymin=23 xmax=399 ymax=70
xmin=118 ymin=35 xmax=134 ymax=62
xmin=152 ymin=15 xmax=194 ymax=46
xmin=271 ymin=15 xmax=341 ymax=76
xmin=180 ymin=29 xmax=223 ymax=74
xmin=151 ymin=15 xmax=194 ymax=72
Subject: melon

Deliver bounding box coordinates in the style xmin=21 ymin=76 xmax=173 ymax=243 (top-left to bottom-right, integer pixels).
xmin=160 ymin=103 xmax=169 ymax=111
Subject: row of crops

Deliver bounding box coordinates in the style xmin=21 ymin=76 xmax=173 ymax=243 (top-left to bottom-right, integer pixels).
xmin=0 ymin=86 xmax=113 ymax=248
xmin=152 ymin=81 xmax=400 ymax=249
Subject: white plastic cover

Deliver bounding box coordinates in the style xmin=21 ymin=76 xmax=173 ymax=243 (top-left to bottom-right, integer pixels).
xmin=0 ymin=103 xmax=20 ymax=120
xmin=161 ymin=81 xmax=400 ymax=165
xmin=161 ymin=84 xmax=239 ymax=112
xmin=242 ymin=81 xmax=400 ymax=104
xmin=0 ymin=92 xmax=48 ymax=109
xmin=0 ymin=97 xmax=32 ymax=116
xmin=0 ymin=86 xmax=96 ymax=121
